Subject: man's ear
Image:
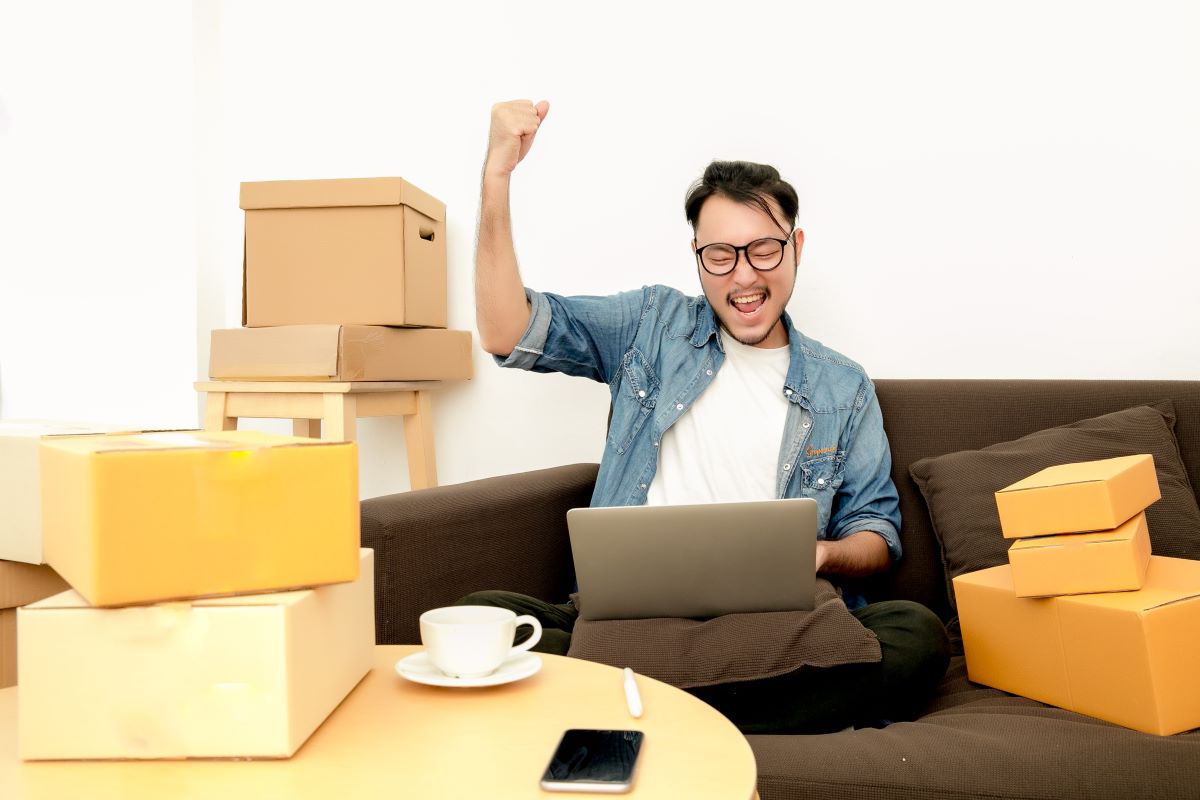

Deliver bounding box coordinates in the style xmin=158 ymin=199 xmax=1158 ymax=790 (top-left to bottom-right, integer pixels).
xmin=792 ymin=229 xmax=806 ymax=265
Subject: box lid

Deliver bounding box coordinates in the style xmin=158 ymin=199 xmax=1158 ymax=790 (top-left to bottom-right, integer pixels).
xmin=239 ymin=177 xmax=445 ymax=221
xmin=40 ymin=429 xmax=344 ymax=455
xmin=1009 ymin=512 xmax=1145 ymax=553
xmin=210 ymin=325 xmax=345 ymax=380
xmin=24 ymin=550 xmax=371 ymax=612
xmin=997 ymin=454 xmax=1152 ymax=494
xmin=0 ymin=420 xmax=125 ymax=439
xmin=1058 ymin=556 xmax=1200 ymax=613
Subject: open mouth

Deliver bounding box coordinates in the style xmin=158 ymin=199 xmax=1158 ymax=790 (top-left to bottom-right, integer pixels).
xmin=730 ymin=291 xmax=767 ymax=317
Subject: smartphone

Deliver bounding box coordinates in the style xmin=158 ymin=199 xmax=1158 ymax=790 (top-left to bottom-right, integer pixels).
xmin=539 ymin=728 xmax=644 ymax=793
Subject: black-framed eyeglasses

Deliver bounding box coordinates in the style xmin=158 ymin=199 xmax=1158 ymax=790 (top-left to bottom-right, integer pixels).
xmin=694 ymin=233 xmax=793 ymax=276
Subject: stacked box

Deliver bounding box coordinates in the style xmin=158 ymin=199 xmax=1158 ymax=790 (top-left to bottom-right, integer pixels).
xmin=955 ymin=454 xmax=1200 ymax=735
xmin=1 ymin=420 xmax=125 ymax=564
xmin=953 ymin=557 xmax=1200 ymax=736
xmin=7 ymin=428 xmax=373 ymax=760
xmin=1 ymin=421 xmax=122 ymax=688
xmin=0 ymin=561 xmax=70 ymax=687
xmin=208 ymin=177 xmax=473 ymax=384
xmin=18 ymin=549 xmax=375 ymax=760
xmin=39 ymin=430 xmax=361 ymax=606
xmin=995 ymin=454 xmax=1160 ymax=597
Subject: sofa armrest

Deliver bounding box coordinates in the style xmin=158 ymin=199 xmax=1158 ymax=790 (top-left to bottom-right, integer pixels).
xmin=360 ymin=463 xmax=599 ymax=644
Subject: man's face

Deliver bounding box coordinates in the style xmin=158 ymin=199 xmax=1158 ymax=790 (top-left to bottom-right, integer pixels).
xmin=692 ymin=194 xmax=804 ymax=349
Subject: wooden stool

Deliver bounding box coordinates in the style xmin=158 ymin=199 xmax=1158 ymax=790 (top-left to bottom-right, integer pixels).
xmin=194 ymin=380 xmax=440 ymax=490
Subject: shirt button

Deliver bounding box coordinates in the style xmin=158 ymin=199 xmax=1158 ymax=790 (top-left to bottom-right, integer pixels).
xmin=706 ymin=369 xmax=713 ymax=376
xmin=784 ymin=389 xmax=793 ymax=396
xmin=638 ymin=390 xmax=646 ymax=398
xmin=802 ymin=421 xmax=810 ymax=429
xmin=817 ymin=478 xmax=826 ymax=486
xmin=653 ymin=441 xmax=659 ymax=447
xmin=640 ymin=483 xmax=647 ymax=490
xmin=783 ymin=464 xmax=791 ymax=471
xmin=676 ymin=403 xmax=683 ymax=410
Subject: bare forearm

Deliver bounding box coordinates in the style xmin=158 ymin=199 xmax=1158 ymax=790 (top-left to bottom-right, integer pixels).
xmin=815 ymin=531 xmax=890 ymax=578
xmin=475 ymin=173 xmax=532 ymax=356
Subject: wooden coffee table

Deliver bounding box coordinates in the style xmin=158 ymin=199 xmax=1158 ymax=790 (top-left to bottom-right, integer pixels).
xmin=0 ymin=645 xmax=758 ymax=799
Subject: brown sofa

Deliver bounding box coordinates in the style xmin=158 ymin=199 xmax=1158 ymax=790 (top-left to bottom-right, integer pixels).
xmin=361 ymin=379 xmax=1200 ymax=800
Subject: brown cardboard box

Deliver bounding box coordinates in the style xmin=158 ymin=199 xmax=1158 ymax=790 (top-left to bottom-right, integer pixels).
xmin=1007 ymin=512 xmax=1152 ymax=598
xmin=241 ymin=177 xmax=447 ymax=328
xmin=954 ymin=556 xmax=1200 ymax=736
xmin=1 ymin=421 xmax=125 ymax=564
xmin=18 ymin=549 xmax=375 ymax=760
xmin=40 ymin=430 xmax=360 ymax=607
xmin=0 ymin=561 xmax=69 ymax=687
xmin=0 ymin=609 xmax=14 ymax=688
xmin=209 ymin=324 xmax=473 ymax=381
xmin=994 ymin=454 xmax=1161 ymax=538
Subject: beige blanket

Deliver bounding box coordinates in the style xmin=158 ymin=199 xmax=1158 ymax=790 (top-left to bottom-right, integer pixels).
xmin=566 ymin=578 xmax=881 ymax=689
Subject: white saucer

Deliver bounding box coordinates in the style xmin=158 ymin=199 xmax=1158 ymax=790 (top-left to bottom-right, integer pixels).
xmin=394 ymin=650 xmax=543 ymax=688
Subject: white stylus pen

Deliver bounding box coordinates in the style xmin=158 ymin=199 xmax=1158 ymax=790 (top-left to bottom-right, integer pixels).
xmin=623 ymin=667 xmax=643 ymax=718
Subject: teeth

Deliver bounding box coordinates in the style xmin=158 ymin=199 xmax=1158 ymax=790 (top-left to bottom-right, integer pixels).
xmin=732 ymin=293 xmax=764 ymax=305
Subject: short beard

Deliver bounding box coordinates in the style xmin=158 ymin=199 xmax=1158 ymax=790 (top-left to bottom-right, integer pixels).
xmin=720 ymin=317 xmax=785 ymax=347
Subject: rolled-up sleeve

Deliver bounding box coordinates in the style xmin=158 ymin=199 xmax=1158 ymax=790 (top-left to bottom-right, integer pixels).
xmin=827 ymin=380 xmax=903 ymax=563
xmin=492 ymin=287 xmax=648 ymax=384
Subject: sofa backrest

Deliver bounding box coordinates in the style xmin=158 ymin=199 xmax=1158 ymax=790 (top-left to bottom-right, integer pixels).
xmin=867 ymin=379 xmax=1200 ymax=620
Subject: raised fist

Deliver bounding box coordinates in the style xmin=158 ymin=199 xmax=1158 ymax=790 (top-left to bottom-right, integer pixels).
xmin=485 ymin=99 xmax=550 ymax=178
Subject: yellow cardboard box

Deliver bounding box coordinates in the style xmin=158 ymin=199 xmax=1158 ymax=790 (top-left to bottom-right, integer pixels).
xmin=0 ymin=560 xmax=70 ymax=687
xmin=240 ymin=177 xmax=447 ymax=328
xmin=994 ymin=454 xmax=1160 ymax=538
xmin=18 ymin=548 xmax=375 ymax=760
xmin=0 ymin=421 xmax=125 ymax=564
xmin=40 ymin=430 xmax=359 ymax=606
xmin=209 ymin=324 xmax=474 ymax=381
xmin=954 ymin=556 xmax=1200 ymax=736
xmin=1007 ymin=512 xmax=1152 ymax=598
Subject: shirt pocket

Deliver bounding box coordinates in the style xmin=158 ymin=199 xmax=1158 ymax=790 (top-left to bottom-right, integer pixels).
xmin=800 ymin=453 xmax=846 ymax=493
xmin=608 ymin=348 xmax=659 ymax=455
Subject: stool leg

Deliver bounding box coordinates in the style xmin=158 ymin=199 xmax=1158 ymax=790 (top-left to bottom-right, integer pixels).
xmin=323 ymin=394 xmax=358 ymax=442
xmin=403 ymin=390 xmax=438 ymax=490
xmin=203 ymin=392 xmax=237 ymax=432
xmin=293 ymin=419 xmax=322 ymax=438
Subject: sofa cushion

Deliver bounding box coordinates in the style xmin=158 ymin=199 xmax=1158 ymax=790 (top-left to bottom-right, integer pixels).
xmin=566 ymin=578 xmax=881 ymax=689
xmin=908 ymin=402 xmax=1200 ymax=617
xmin=749 ymin=657 xmax=1200 ymax=800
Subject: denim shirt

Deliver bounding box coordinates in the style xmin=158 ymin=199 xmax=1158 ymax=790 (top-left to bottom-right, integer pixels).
xmin=495 ymin=284 xmax=903 ymax=566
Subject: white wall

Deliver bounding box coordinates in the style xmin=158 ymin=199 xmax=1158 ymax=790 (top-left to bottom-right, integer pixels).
xmin=4 ymin=1 xmax=1199 ymax=498
xmin=0 ymin=1 xmax=198 ymax=429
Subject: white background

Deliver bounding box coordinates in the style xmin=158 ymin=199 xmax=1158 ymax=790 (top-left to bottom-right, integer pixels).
xmin=2 ymin=1 xmax=1198 ymax=499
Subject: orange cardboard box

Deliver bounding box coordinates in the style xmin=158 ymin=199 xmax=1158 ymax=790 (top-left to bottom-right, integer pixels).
xmin=240 ymin=177 xmax=447 ymax=328
xmin=209 ymin=324 xmax=473 ymax=381
xmin=40 ymin=430 xmax=359 ymax=607
xmin=954 ymin=556 xmax=1200 ymax=736
xmin=1007 ymin=512 xmax=1152 ymax=598
xmin=994 ymin=454 xmax=1160 ymax=538
xmin=18 ymin=549 xmax=375 ymax=760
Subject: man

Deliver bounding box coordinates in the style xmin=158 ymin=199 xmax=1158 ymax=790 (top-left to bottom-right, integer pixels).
xmin=467 ymin=99 xmax=948 ymax=733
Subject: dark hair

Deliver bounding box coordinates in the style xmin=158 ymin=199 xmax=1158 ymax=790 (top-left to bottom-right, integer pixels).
xmin=684 ymin=161 xmax=798 ymax=234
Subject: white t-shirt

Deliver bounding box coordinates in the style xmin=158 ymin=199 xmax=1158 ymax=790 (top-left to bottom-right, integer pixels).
xmin=646 ymin=330 xmax=790 ymax=505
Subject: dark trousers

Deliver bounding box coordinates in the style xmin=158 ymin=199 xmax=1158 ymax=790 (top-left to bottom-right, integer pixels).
xmin=456 ymin=590 xmax=950 ymax=735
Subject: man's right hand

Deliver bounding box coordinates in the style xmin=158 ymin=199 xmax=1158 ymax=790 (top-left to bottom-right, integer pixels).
xmin=484 ymin=99 xmax=550 ymax=179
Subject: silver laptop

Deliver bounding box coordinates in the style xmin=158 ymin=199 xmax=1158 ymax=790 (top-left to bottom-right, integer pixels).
xmin=567 ymin=498 xmax=818 ymax=621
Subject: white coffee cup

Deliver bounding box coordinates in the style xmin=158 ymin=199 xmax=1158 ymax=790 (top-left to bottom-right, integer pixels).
xmin=419 ymin=605 xmax=543 ymax=679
